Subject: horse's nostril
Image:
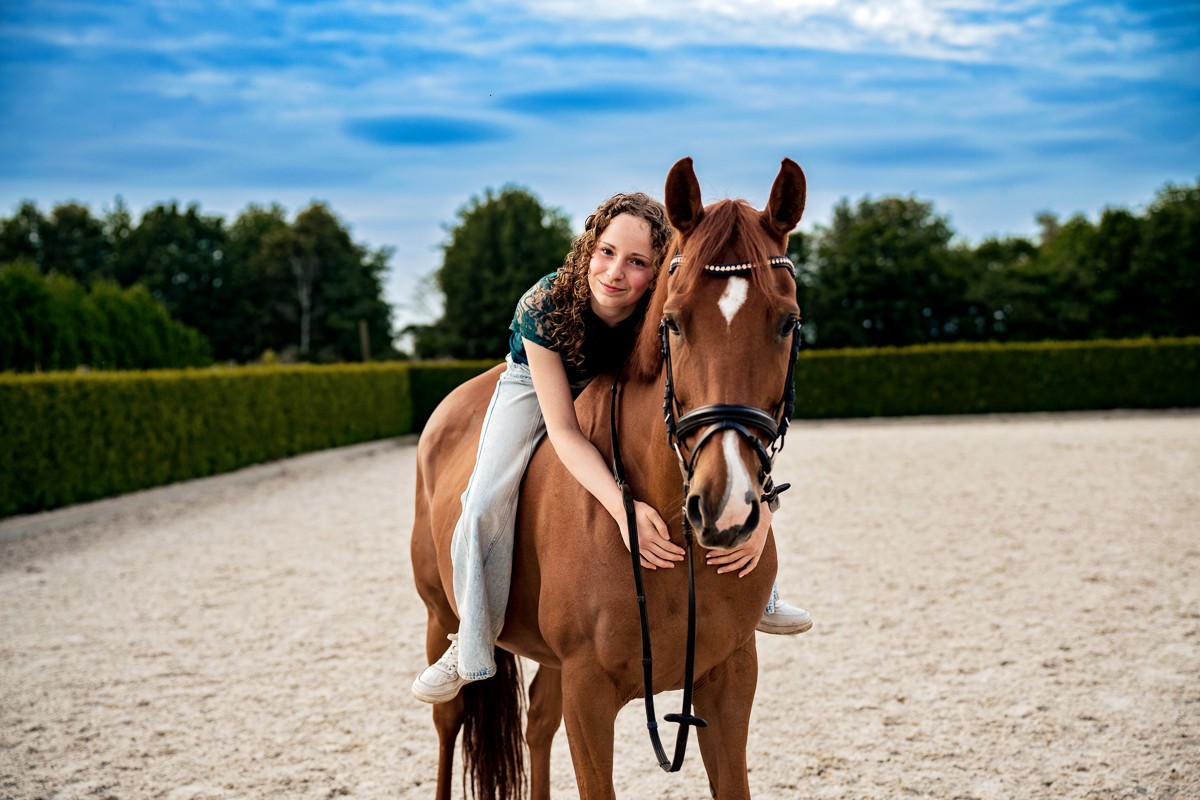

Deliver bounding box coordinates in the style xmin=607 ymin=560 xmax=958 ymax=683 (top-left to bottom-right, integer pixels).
xmin=686 ymin=494 xmax=705 ymax=529
xmin=744 ymin=499 xmax=760 ymax=534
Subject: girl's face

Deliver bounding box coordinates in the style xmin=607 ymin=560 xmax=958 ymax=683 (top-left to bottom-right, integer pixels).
xmin=587 ymin=212 xmax=655 ymax=326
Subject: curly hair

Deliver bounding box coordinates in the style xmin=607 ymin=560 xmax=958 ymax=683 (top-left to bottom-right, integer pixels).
xmin=541 ymin=192 xmax=673 ymax=366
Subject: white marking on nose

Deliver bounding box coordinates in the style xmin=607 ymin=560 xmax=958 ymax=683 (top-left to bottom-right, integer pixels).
xmin=715 ymin=430 xmax=755 ymax=531
xmin=718 ymin=277 xmax=749 ymax=327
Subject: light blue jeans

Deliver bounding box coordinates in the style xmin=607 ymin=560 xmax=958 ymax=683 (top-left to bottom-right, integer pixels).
xmin=451 ymin=357 xmax=551 ymax=679
xmin=450 ymin=356 xmax=784 ymax=679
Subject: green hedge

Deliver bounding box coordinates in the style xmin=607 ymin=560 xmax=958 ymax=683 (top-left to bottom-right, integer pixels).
xmin=0 ymin=364 xmax=411 ymax=517
xmin=792 ymin=337 xmax=1200 ymax=418
xmin=407 ymin=360 xmax=498 ymax=430
xmin=3 ymin=339 xmax=1197 ymax=518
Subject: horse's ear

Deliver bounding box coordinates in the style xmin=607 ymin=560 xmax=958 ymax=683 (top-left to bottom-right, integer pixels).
xmin=763 ymin=157 xmax=807 ymax=238
xmin=665 ymin=156 xmax=704 ymax=235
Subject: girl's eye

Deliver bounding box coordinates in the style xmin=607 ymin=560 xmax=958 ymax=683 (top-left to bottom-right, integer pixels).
xmin=599 ymin=246 xmax=614 ymax=256
xmin=630 ymin=258 xmax=646 ymax=268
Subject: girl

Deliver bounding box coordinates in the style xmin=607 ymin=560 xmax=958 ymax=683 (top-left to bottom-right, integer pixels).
xmin=412 ymin=192 xmax=809 ymax=705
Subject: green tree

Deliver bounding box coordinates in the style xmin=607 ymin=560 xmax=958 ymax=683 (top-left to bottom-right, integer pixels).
xmin=1085 ymin=208 xmax=1142 ymax=339
xmin=337 ymin=244 xmax=394 ymax=361
xmin=0 ymin=199 xmax=134 ymax=286
xmin=999 ymin=214 xmax=1098 ymax=341
xmin=113 ymin=202 xmax=230 ymax=339
xmin=86 ymin=282 xmax=200 ymax=370
xmin=246 ymin=203 xmax=394 ymax=362
xmin=0 ymin=259 xmax=53 ymax=370
xmin=981 ymin=208 xmax=1143 ymax=343
xmin=223 ymin=204 xmax=293 ymax=361
xmin=291 ymin=203 xmax=392 ymax=362
xmin=0 ymin=202 xmax=46 ymax=271
xmin=257 ymin=224 xmax=318 ymax=358
xmin=961 ymin=235 xmax=1039 ymax=341
xmin=42 ymin=272 xmax=94 ymax=369
xmin=417 ymin=186 xmax=573 ymax=359
xmin=101 ymin=197 xmax=134 ymax=281
xmin=804 ymin=196 xmax=970 ymax=348
xmin=39 ymin=202 xmax=112 ymax=284
xmin=1130 ymin=180 xmax=1200 ymax=337
xmin=786 ymin=229 xmax=816 ymax=344
xmin=0 ymin=261 xmax=209 ymax=371
xmin=1 ymin=199 xmax=398 ymax=365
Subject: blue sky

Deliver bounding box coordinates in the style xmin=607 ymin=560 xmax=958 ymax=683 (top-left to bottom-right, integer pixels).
xmin=2 ymin=0 xmax=1198 ymax=331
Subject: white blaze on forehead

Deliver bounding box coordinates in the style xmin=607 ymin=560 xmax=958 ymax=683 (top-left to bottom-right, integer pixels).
xmin=718 ymin=276 xmax=749 ymax=327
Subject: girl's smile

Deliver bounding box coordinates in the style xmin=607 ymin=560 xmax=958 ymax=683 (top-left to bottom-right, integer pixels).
xmin=587 ymin=213 xmax=654 ymax=325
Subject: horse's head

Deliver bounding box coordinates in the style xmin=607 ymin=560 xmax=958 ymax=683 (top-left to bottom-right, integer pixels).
xmin=631 ymin=157 xmax=806 ymax=551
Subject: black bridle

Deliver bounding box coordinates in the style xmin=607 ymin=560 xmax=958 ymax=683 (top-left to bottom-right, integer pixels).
xmin=662 ymin=251 xmax=802 ymax=512
xmin=609 ymin=252 xmax=802 ymax=773
xmin=661 ymin=324 xmax=801 ymax=512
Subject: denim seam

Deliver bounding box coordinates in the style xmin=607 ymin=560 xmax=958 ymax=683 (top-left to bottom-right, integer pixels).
xmin=460 ymin=667 xmax=497 ymax=681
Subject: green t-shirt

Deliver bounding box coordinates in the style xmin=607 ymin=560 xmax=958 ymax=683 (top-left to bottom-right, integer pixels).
xmin=508 ymin=273 xmax=645 ymax=386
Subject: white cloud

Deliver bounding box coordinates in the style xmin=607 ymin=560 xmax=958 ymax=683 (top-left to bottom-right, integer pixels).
xmin=513 ymin=0 xmax=1047 ymax=61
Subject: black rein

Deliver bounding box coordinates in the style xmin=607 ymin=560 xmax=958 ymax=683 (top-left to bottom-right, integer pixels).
xmin=609 ymin=378 xmax=705 ymax=773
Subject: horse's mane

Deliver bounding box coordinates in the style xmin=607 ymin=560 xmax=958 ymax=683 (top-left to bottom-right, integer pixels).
xmin=625 ymin=199 xmax=777 ymax=383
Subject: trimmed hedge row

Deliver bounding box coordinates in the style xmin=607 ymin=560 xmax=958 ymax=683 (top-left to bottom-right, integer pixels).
xmin=407 ymin=361 xmax=498 ymax=430
xmin=792 ymin=338 xmax=1200 ymax=418
xmin=1 ymin=364 xmax=412 ymax=517
xmin=3 ymin=338 xmax=1197 ymax=517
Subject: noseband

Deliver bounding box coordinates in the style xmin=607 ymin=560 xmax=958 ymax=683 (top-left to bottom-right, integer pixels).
xmin=661 ymin=253 xmax=802 ymax=510
xmin=609 ymin=252 xmax=802 ymax=774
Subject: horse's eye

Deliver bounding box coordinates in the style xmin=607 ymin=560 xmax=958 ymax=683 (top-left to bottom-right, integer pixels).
xmin=777 ymin=314 xmax=799 ymax=338
xmin=663 ymin=315 xmax=681 ymax=336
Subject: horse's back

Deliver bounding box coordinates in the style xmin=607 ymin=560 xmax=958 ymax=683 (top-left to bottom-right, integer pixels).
xmin=409 ymin=362 xmax=615 ymax=664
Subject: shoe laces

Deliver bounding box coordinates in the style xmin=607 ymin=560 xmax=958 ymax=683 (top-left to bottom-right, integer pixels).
xmin=430 ymin=634 xmax=460 ymax=677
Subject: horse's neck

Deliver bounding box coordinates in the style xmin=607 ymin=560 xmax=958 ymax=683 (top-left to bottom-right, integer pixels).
xmin=571 ymin=372 xmax=678 ymax=515
xmin=612 ymin=375 xmax=681 ymax=514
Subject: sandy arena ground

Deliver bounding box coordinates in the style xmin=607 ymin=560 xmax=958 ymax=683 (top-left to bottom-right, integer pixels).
xmin=1 ymin=411 xmax=1198 ymax=799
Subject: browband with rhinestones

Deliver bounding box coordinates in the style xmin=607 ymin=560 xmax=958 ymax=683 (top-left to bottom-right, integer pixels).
xmin=668 ymin=254 xmax=796 ymax=278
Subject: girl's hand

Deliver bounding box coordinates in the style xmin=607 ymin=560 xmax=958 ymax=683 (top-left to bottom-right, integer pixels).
xmin=706 ymin=502 xmax=771 ymax=577
xmin=618 ymin=501 xmax=685 ymax=569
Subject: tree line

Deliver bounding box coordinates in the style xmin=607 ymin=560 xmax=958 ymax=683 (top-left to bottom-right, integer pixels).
xmin=1 ymin=199 xmax=395 ymax=370
xmin=3 ymin=178 xmax=1196 ymax=372
xmin=789 ymin=181 xmax=1199 ymax=348
xmin=411 ymin=179 xmax=1199 ymax=359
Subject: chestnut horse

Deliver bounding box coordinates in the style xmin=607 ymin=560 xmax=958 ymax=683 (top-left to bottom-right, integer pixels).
xmin=410 ymin=157 xmax=807 ymax=799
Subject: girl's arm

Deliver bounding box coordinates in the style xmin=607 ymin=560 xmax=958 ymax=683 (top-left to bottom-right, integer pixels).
xmin=524 ymin=339 xmax=685 ymax=569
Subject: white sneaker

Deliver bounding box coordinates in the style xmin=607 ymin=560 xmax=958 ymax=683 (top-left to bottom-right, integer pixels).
xmin=412 ymin=634 xmax=470 ymax=703
xmin=757 ymin=600 xmax=813 ymax=635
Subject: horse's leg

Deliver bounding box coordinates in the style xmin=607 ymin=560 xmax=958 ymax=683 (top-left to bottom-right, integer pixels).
xmin=526 ymin=664 xmax=563 ymax=800
xmin=423 ymin=620 xmax=463 ymax=800
xmin=432 ymin=697 xmax=465 ymax=799
xmin=696 ymin=729 xmax=720 ymax=800
xmin=560 ymin=668 xmax=620 ymax=800
xmin=693 ymin=644 xmax=760 ymax=800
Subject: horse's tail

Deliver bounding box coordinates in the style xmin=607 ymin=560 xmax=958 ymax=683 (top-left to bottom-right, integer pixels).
xmin=461 ymin=647 xmax=526 ymax=800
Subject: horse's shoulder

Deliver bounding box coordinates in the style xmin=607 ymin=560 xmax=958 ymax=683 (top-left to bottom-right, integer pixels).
xmin=572 ymin=375 xmax=615 ymax=453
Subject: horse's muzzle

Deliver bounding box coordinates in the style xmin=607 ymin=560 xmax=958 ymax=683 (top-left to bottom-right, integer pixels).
xmin=686 ymin=490 xmax=761 ymax=550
